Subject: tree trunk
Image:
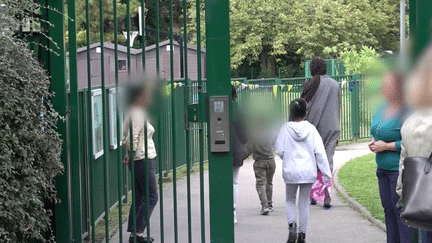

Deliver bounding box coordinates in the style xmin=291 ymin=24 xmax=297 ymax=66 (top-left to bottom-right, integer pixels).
xmin=259 ymin=45 xmax=277 ymax=77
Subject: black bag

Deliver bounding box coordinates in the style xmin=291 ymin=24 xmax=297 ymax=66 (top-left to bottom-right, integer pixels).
xmin=400 ymin=152 xmax=432 ymax=231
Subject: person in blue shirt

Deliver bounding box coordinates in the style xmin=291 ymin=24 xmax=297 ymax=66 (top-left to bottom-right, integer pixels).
xmin=369 ymin=71 xmax=413 ymax=243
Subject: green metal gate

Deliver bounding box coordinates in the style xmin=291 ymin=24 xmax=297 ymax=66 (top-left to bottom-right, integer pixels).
xmin=38 ymin=0 xmax=233 ymax=242
xmin=32 ymin=0 xmax=420 ymax=241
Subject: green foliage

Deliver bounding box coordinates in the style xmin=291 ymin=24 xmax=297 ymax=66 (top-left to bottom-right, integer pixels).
xmin=66 ymin=0 xmax=140 ymax=47
xmin=340 ymin=46 xmax=380 ymax=74
xmin=0 ymin=1 xmax=63 ymax=242
xmin=338 ymin=153 xmax=384 ymax=223
xmin=258 ymin=67 xmax=274 ymax=79
xmin=68 ymin=0 xmax=183 ymax=48
xmin=187 ymin=0 xmax=401 ymax=76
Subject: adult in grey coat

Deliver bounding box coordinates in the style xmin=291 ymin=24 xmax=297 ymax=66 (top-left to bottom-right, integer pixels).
xmin=301 ymin=57 xmax=340 ymax=208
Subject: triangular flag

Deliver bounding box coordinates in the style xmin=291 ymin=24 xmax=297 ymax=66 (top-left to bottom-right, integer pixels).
xmin=272 ymin=85 xmax=278 ymax=98
xmin=166 ymin=84 xmax=171 ymax=96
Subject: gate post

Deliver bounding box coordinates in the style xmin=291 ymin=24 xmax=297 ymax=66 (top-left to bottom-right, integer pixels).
xmin=409 ymin=1 xmax=432 ymax=242
xmin=67 ymin=0 xmax=83 ymax=241
xmin=42 ymin=0 xmax=72 ymax=241
xmin=409 ymin=0 xmax=432 ymax=60
xmin=205 ymin=0 xmax=235 ymax=242
xmin=351 ymin=74 xmax=360 ymax=141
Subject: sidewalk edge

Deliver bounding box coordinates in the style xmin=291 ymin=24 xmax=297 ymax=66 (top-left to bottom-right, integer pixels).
xmin=333 ymin=168 xmax=386 ymax=232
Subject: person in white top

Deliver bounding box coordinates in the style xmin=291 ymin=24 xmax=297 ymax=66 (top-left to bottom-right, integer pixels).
xmin=122 ymin=83 xmax=158 ymax=243
xmin=275 ymin=98 xmax=332 ymax=243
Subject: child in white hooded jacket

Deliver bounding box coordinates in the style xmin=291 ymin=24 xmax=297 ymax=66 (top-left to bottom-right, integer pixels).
xmin=275 ymin=98 xmax=332 ymax=243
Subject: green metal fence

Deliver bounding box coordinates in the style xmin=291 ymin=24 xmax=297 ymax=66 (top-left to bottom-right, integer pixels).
xmin=36 ymin=0 xmax=230 ymax=242
xmin=20 ymin=0 xmax=432 ymax=241
xmin=236 ymin=75 xmax=372 ymax=142
xmin=35 ymin=1 xmax=371 ymax=242
xmin=304 ymin=59 xmax=346 ymax=78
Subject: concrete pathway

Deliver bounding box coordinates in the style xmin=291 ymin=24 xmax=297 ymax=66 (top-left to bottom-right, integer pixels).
xmin=110 ymin=142 xmax=386 ymax=243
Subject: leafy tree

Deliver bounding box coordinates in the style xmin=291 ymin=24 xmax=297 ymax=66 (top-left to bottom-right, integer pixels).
xmin=188 ymin=0 xmax=402 ymax=77
xmin=0 ymin=1 xmax=63 ymax=242
xmin=66 ymin=0 xmax=140 ymax=47
xmin=68 ymin=0 xmax=183 ymax=48
xmin=291 ymin=0 xmax=380 ymax=59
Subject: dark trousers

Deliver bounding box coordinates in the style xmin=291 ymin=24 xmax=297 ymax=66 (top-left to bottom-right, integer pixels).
xmin=377 ymin=168 xmax=414 ymax=243
xmin=420 ymin=230 xmax=432 ymax=243
xmin=127 ymin=159 xmax=158 ymax=233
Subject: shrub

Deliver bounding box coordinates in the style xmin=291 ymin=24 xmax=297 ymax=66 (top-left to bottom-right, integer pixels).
xmin=0 ymin=30 xmax=63 ymax=243
xmin=340 ymin=46 xmax=380 ymax=75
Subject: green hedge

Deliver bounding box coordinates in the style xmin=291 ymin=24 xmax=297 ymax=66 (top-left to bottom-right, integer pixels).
xmin=0 ymin=35 xmax=63 ymax=242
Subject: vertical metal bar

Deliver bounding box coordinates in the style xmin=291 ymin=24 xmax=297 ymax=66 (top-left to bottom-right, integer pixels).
xmin=67 ymin=0 xmax=83 ymax=241
xmin=130 ymin=123 xmax=136 ymax=243
xmin=144 ymin=120 xmax=150 ymax=241
xmin=113 ymin=0 xmax=123 ymax=241
xmin=98 ymin=0 xmax=110 ymax=241
xmin=141 ymin=0 xmax=146 ymax=72
xmin=157 ymin=110 xmax=164 ymax=243
xmin=409 ymin=0 xmax=417 ymax=58
xmin=412 ymin=0 xmax=432 ymax=59
xmin=195 ymin=0 xmax=206 ymax=241
xmin=205 ymin=0 xmax=234 ymax=241
xmin=400 ymin=0 xmax=406 ymax=55
xmin=169 ymin=1 xmax=179 ymax=242
xmin=351 ymin=75 xmax=360 ymax=140
xmin=85 ymin=0 xmax=95 ymax=241
xmin=125 ymin=1 xmax=136 ymax=242
xmin=126 ymin=0 xmax=131 ymax=75
xmin=183 ymin=0 xmax=192 ymax=241
xmin=44 ymin=0 xmax=71 ymax=241
xmin=140 ymin=0 xmax=151 ymax=241
xmin=154 ymin=1 xmax=165 ymax=241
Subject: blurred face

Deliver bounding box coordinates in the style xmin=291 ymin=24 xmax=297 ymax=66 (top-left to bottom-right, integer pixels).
xmin=134 ymin=90 xmax=153 ymax=108
xmin=405 ymin=47 xmax=432 ymax=109
xmin=382 ymin=72 xmax=402 ymax=104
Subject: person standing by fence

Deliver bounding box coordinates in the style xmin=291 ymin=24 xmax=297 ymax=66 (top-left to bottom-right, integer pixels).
xmin=396 ymin=46 xmax=432 ymax=243
xmin=369 ymin=71 xmax=413 ymax=243
xmin=301 ymin=57 xmax=340 ymax=208
xmin=122 ymin=83 xmax=158 ymax=243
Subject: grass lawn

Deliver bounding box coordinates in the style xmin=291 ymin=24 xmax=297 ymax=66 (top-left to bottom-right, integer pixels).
xmin=338 ymin=138 xmax=370 ymax=146
xmin=338 ymin=153 xmax=385 ymax=223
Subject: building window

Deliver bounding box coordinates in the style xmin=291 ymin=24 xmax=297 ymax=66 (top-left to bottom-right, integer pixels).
xmin=118 ymin=60 xmax=127 ymax=71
